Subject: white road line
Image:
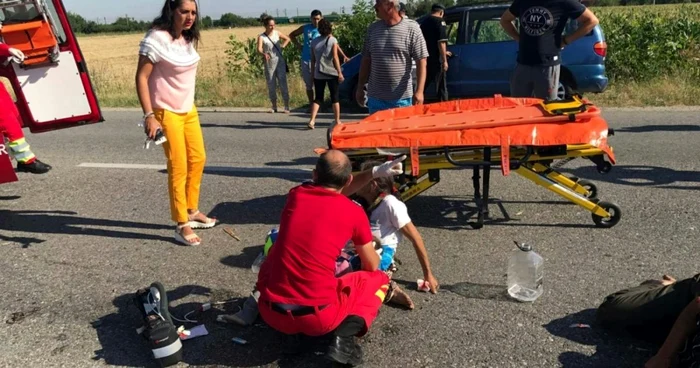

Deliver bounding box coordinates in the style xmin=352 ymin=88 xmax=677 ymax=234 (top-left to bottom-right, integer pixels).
xmin=78 ymin=162 xmax=312 ymax=175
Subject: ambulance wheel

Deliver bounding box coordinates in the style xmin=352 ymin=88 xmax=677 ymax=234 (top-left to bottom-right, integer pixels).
xmin=592 ymin=201 xmax=621 ymax=228
xmin=577 ymin=179 xmax=597 ymax=200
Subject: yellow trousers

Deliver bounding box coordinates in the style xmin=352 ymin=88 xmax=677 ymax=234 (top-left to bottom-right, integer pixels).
xmin=155 ymin=106 xmax=206 ymax=223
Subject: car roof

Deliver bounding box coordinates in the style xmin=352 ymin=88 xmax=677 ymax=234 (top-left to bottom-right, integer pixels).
xmin=446 ymin=3 xmax=510 ymax=12
xmin=416 ymin=3 xmax=509 ymax=22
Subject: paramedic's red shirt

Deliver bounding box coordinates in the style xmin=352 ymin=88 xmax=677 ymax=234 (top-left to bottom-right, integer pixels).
xmin=257 ymin=183 xmax=373 ymax=306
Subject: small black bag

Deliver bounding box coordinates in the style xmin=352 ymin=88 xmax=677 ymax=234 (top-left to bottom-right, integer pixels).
xmin=133 ymin=282 xmax=183 ymax=367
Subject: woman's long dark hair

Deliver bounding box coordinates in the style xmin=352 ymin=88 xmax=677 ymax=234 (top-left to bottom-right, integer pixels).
xmin=151 ymin=0 xmax=201 ymax=48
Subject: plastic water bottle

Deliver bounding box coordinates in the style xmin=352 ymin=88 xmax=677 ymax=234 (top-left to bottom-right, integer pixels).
xmin=251 ymin=228 xmax=278 ymax=274
xmin=251 ymin=252 xmax=265 ymax=274
xmin=507 ymin=241 xmax=544 ymax=302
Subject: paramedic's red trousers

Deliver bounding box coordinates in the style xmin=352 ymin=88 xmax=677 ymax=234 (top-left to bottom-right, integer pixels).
xmin=259 ymin=270 xmax=390 ymax=337
xmin=0 ymin=89 xmax=24 ymax=142
xmin=0 ymin=88 xmax=36 ymax=164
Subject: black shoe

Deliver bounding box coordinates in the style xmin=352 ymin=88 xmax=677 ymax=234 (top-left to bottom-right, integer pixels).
xmin=17 ymin=159 xmax=52 ymax=174
xmin=325 ymin=335 xmax=363 ymax=366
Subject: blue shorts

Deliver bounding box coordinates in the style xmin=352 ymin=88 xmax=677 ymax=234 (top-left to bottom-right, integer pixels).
xmin=367 ymin=97 xmax=412 ymax=114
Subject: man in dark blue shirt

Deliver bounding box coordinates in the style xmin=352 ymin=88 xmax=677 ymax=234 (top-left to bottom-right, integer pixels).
xmin=500 ymin=0 xmax=599 ymax=100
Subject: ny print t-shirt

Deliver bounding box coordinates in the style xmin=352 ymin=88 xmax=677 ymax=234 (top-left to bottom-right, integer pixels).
xmin=509 ymin=0 xmax=586 ymax=66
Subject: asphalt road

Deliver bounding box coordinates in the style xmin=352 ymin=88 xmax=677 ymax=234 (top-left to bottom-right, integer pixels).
xmin=0 ymin=108 xmax=699 ymax=368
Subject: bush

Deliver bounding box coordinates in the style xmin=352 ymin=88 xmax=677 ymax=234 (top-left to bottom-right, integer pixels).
xmin=333 ymin=0 xmax=378 ymax=57
xmin=224 ymin=33 xmax=302 ymax=80
xmin=597 ymin=5 xmax=700 ymax=82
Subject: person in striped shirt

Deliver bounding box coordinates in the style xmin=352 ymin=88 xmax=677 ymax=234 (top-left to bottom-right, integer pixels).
xmin=356 ymin=0 xmax=429 ymax=114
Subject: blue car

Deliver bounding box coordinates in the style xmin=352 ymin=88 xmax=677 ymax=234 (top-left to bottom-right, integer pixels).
xmin=339 ymin=3 xmax=608 ymax=105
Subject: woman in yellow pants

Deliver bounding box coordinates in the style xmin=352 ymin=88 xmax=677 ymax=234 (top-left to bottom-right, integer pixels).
xmin=135 ymin=0 xmax=216 ymax=246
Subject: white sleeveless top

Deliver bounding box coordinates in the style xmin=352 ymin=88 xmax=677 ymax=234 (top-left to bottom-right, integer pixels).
xmin=260 ymin=30 xmax=282 ymax=58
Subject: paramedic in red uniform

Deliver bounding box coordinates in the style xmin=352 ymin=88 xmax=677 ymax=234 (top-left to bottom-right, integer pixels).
xmin=0 ymin=43 xmax=51 ymax=174
xmin=256 ymin=150 xmax=406 ymax=367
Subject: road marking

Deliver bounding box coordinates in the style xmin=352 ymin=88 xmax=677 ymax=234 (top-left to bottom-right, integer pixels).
xmin=78 ymin=162 xmax=312 ymax=175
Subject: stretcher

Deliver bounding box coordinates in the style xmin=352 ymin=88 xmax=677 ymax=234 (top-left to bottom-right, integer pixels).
xmin=0 ymin=0 xmax=61 ymax=67
xmin=315 ymin=95 xmax=621 ymax=229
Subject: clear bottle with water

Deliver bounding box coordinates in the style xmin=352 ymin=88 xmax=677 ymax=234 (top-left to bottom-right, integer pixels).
xmin=251 ymin=252 xmax=265 ymax=274
xmin=507 ymin=241 xmax=544 ymax=302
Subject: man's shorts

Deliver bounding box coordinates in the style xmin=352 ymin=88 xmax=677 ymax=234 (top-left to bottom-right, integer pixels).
xmin=367 ymin=96 xmax=413 ymax=114
xmin=510 ymin=63 xmax=561 ymax=101
xmin=301 ymin=60 xmax=313 ymax=90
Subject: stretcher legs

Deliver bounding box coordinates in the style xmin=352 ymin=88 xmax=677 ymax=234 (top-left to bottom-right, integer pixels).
xmin=470 ymin=148 xmax=492 ymax=229
xmin=515 ymin=164 xmax=621 ymax=228
xmin=346 ymin=145 xmax=620 ymax=229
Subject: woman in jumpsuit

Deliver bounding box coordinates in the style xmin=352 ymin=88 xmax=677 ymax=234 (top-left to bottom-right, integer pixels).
xmin=257 ymin=16 xmax=291 ymax=114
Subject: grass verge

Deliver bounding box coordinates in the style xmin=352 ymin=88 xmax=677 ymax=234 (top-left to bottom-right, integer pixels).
xmin=91 ymin=71 xmax=698 ymax=109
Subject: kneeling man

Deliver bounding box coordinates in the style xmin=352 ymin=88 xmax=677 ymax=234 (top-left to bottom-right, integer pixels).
xmin=256 ymin=150 xmax=405 ymax=366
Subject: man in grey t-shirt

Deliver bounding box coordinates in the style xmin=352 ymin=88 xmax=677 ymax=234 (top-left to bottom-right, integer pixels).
xmin=356 ymin=0 xmax=428 ymax=114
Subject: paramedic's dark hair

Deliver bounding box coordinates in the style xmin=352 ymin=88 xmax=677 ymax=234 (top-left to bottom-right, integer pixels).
xmin=317 ymin=19 xmax=332 ymax=36
xmin=311 ymin=9 xmax=323 ymax=17
xmin=361 ymin=160 xmax=396 ymax=198
xmin=152 ymin=0 xmax=201 ymax=49
xmin=316 ymin=151 xmax=352 ymax=189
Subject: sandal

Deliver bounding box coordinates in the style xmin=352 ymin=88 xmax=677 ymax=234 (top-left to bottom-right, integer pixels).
xmin=175 ymin=224 xmax=201 ymax=246
xmin=187 ymin=210 xmax=218 ymax=229
xmin=307 ymin=122 xmax=315 ymax=130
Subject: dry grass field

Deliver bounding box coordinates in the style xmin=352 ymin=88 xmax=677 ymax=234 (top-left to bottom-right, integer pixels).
xmin=77 ymin=25 xmax=308 ymax=108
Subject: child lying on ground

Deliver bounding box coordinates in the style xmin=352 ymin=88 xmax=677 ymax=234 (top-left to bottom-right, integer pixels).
xmin=220 ymin=160 xmax=439 ymax=325
xmin=597 ymin=273 xmax=700 ymax=368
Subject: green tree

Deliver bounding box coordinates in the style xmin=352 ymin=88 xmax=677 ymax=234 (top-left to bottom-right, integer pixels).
xmin=334 ymin=0 xmax=377 ymax=57
xmin=66 ymin=12 xmax=87 ymax=33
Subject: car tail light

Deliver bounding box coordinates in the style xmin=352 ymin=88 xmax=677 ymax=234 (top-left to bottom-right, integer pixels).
xmin=594 ymin=42 xmax=607 ymax=57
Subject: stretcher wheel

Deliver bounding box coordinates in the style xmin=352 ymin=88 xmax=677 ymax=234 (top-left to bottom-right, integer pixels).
xmin=577 ymin=179 xmax=598 ymax=199
xmin=597 ymin=162 xmax=612 ymax=174
xmin=592 ymin=201 xmax=621 ymax=228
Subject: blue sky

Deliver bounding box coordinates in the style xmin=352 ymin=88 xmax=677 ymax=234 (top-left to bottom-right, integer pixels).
xmin=62 ymin=0 xmax=358 ymax=23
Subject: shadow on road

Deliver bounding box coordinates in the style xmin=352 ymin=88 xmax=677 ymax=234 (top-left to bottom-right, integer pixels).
xmin=201 ymin=121 xmax=310 ymax=131
xmin=158 ymin=167 xmax=311 ymax=183
xmin=266 ymin=156 xmax=318 ymax=167
xmin=615 ymin=124 xmax=700 ymax=134
xmin=406 ymin=195 xmax=599 ymax=230
xmin=208 ymin=196 xmax=287 ymax=226
xmin=221 ymin=244 xmax=264 ymax=270
xmin=92 ymin=283 xmax=333 ymax=367
xmin=544 ymin=308 xmax=655 ymax=368
xmin=0 ymin=232 xmax=46 ymax=248
xmin=0 ymin=210 xmax=178 ymax=246
xmin=565 ymin=165 xmax=700 ymax=190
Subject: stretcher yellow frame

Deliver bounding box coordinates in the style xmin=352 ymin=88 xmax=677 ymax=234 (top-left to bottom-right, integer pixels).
xmin=341 ymin=143 xmax=620 ymax=229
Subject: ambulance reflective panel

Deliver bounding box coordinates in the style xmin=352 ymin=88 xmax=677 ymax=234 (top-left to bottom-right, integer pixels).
xmin=0 ymin=0 xmax=103 ymax=134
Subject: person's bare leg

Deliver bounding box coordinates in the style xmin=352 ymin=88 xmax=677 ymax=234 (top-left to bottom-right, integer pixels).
xmin=333 ymin=102 xmax=341 ymax=125
xmin=308 ymin=102 xmax=320 ymax=129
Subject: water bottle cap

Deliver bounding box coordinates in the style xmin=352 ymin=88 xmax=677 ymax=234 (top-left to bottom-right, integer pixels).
xmin=514 ymin=241 xmax=532 ymax=252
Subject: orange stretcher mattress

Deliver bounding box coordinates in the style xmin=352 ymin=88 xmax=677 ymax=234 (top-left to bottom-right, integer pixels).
xmin=324 ymin=95 xmax=615 ymax=175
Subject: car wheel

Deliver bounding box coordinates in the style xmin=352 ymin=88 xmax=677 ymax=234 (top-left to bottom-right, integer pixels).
xmin=557 ymin=81 xmax=576 ymax=100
